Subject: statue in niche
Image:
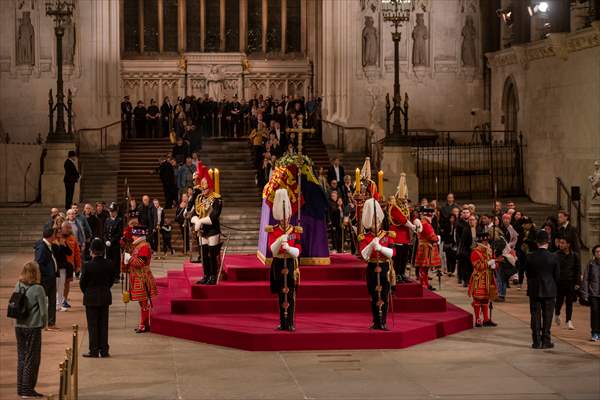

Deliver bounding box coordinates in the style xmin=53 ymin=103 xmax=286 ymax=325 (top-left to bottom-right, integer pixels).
xmin=16 ymin=11 xmax=35 ymax=66
xmin=461 ymin=15 xmax=477 ymax=67
xmin=207 ymin=65 xmax=224 ymax=101
xmin=362 ymin=16 xmax=378 ymax=67
xmin=62 ymin=16 xmax=76 ymax=65
xmin=411 ymin=13 xmax=428 ymax=67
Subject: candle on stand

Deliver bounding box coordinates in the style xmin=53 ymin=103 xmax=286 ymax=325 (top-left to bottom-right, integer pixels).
xmin=355 ymin=168 xmax=361 ymax=193
xmin=214 ymin=168 xmax=220 ymax=195
xmin=378 ymin=170 xmax=384 ymax=198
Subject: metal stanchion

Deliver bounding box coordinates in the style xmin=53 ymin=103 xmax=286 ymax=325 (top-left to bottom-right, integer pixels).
xmin=71 ymin=325 xmax=78 ymax=400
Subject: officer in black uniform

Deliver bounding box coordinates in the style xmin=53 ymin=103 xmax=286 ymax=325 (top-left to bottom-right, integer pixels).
xmin=185 ymin=166 xmax=223 ymax=285
xmin=103 ymin=202 xmax=123 ymax=283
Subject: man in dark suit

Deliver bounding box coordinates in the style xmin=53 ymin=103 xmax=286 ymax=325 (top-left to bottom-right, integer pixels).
xmin=557 ymin=210 xmax=580 ymax=254
xmin=34 ymin=227 xmax=59 ymax=330
xmin=79 ymin=239 xmax=114 ymax=358
xmin=327 ymin=157 xmax=345 ymax=186
xmin=63 ymin=151 xmax=80 ymax=211
xmin=103 ymin=202 xmax=123 ymax=283
xmin=526 ymin=230 xmax=561 ymax=349
xmin=121 ymin=95 xmax=133 ymax=138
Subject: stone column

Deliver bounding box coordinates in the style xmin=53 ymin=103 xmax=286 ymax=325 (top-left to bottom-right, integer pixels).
xmin=158 ymin=0 xmax=164 ymax=52
xmin=587 ymin=200 xmax=600 ymax=254
xmin=239 ymin=0 xmax=247 ymax=51
xmin=380 ymin=145 xmax=419 ymax=204
xmin=220 ymin=0 xmax=226 ymax=51
xmin=178 ymin=0 xmax=186 ymax=52
xmin=200 ymin=0 xmax=205 ymax=51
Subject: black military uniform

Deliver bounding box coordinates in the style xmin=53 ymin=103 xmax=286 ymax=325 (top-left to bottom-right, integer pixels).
xmin=121 ymin=96 xmax=133 ymax=138
xmin=103 ymin=203 xmax=123 ymax=282
xmin=187 ymin=186 xmax=223 ymax=284
xmin=80 ymin=239 xmax=114 ymax=358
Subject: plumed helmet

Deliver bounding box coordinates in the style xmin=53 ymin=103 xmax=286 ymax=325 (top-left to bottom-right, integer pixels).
xmin=360 ymin=157 xmax=372 ymax=182
xmin=362 ymin=198 xmax=384 ymax=231
xmin=272 ymin=188 xmax=292 ymax=222
xmin=395 ymin=172 xmax=408 ymax=200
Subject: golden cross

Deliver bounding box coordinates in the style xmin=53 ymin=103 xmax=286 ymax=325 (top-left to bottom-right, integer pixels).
xmin=285 ymin=115 xmax=315 ymax=157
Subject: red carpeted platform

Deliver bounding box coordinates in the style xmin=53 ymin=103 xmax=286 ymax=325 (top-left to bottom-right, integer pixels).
xmin=151 ymin=254 xmax=473 ymax=351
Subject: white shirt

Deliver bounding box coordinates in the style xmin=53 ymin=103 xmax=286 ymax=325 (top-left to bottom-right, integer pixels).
xmin=334 ymin=166 xmax=340 ymax=181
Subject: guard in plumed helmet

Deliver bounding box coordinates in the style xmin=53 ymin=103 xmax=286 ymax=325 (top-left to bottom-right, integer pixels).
xmin=266 ymin=188 xmax=302 ymax=331
xmin=388 ymin=173 xmax=420 ymax=283
xmin=121 ymin=224 xmax=158 ymax=333
xmin=185 ymin=161 xmax=223 ymax=285
xmin=468 ymin=231 xmax=498 ymax=327
xmin=359 ymin=198 xmax=396 ymax=330
xmin=353 ymin=158 xmax=380 ymax=232
xmin=414 ymin=206 xmax=441 ymax=290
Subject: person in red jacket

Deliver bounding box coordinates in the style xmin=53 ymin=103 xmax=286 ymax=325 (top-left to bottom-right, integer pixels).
xmin=468 ymin=231 xmax=498 ymax=327
xmin=414 ymin=207 xmax=441 ymax=290
xmin=121 ymin=225 xmax=158 ymax=333
xmin=388 ymin=173 xmax=419 ymax=283
xmin=360 ymin=198 xmax=395 ymax=330
xmin=267 ymin=189 xmax=302 ymax=332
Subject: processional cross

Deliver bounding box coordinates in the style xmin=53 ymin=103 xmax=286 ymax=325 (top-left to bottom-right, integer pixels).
xmin=285 ymin=116 xmax=316 ymax=223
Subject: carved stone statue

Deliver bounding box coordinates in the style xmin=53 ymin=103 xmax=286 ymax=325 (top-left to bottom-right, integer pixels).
xmin=16 ymin=11 xmax=35 ymax=66
xmin=461 ymin=15 xmax=477 ymax=67
xmin=207 ymin=65 xmax=224 ymax=101
xmin=362 ymin=16 xmax=378 ymax=67
xmin=412 ymin=13 xmax=428 ymax=67
xmin=62 ymin=16 xmax=76 ymax=65
xmin=589 ymin=160 xmax=600 ymax=200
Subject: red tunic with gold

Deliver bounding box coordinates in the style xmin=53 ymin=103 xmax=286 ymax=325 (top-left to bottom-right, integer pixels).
xmin=123 ymin=238 xmax=158 ymax=302
xmin=267 ymin=225 xmax=302 ymax=294
xmin=388 ymin=203 xmax=411 ymax=245
xmin=468 ymin=243 xmax=498 ymax=301
xmin=359 ymin=231 xmax=396 ymax=261
xmin=414 ymin=220 xmax=441 ymax=268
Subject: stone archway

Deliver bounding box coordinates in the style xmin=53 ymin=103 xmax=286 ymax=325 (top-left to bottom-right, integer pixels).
xmin=502 ymin=76 xmax=519 ymax=143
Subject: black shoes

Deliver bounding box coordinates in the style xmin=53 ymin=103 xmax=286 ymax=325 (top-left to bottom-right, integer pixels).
xmin=542 ymin=342 xmax=554 ymax=349
xmin=275 ymin=325 xmax=295 ymax=332
xmin=532 ymin=342 xmax=542 ymax=349
xmin=134 ymin=325 xmax=150 ymax=334
xmin=369 ymin=323 xmax=390 ymax=331
xmin=475 ymin=322 xmax=483 ymax=328
xmin=19 ymin=391 xmax=45 ymax=398
xmin=482 ymin=320 xmax=498 ymax=327
xmin=196 ymin=275 xmax=217 ymax=285
xmin=82 ymin=353 xmax=99 ymax=358
xmin=196 ymin=276 xmax=209 ymax=285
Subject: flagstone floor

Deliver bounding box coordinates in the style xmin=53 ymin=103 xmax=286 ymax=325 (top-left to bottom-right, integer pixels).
xmin=1 ymin=252 xmax=599 ymax=400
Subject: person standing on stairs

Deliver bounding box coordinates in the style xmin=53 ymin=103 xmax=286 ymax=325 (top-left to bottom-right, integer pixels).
xmin=359 ymin=198 xmax=395 ymax=331
xmin=63 ymin=151 xmax=79 ymax=211
xmin=185 ymin=161 xmax=223 ymax=285
xmin=267 ymin=189 xmax=302 ymax=332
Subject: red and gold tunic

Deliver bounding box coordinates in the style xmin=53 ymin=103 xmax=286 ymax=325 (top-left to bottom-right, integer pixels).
xmin=388 ymin=202 xmax=411 ymax=245
xmin=468 ymin=243 xmax=497 ymax=301
xmin=359 ymin=231 xmax=395 ymax=261
xmin=123 ymin=238 xmax=158 ymax=302
xmin=267 ymin=224 xmax=302 ymax=258
xmin=414 ymin=219 xmax=441 ymax=268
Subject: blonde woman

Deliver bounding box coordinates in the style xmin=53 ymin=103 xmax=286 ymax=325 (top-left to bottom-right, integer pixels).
xmin=14 ymin=261 xmax=47 ymax=398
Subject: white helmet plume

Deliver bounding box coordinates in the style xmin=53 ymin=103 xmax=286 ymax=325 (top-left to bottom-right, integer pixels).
xmin=360 ymin=157 xmax=372 ymax=181
xmin=396 ymin=172 xmax=408 ymax=200
xmin=273 ymin=188 xmax=292 ymax=222
xmin=362 ymin=198 xmax=384 ymax=231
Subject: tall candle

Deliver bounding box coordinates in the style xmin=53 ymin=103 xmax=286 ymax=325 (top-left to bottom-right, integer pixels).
xmin=214 ymin=168 xmax=220 ymax=195
xmin=355 ymin=168 xmax=360 ymax=193
xmin=378 ymin=170 xmax=384 ymax=198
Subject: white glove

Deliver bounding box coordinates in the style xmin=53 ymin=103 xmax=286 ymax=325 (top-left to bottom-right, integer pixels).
xmin=124 ymin=252 xmax=132 ymax=265
xmin=378 ymin=246 xmax=394 ymax=259
xmin=281 ymin=242 xmax=290 ymax=251
xmin=199 ymin=216 xmax=212 ymax=226
xmin=437 ymin=235 xmax=442 ymax=244
xmin=375 ymin=243 xmax=383 ymax=252
xmin=487 ymin=259 xmax=496 ymax=270
xmin=105 ymin=241 xmax=111 ymax=247
xmin=405 ymin=220 xmax=416 ymax=232
xmin=414 ymin=219 xmax=423 ymax=233
xmin=286 ymin=246 xmax=300 ymax=258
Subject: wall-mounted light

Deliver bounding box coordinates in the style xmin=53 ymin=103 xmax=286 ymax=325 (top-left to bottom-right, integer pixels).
xmin=496 ymin=7 xmax=513 ymax=26
xmin=527 ymin=1 xmax=549 ymax=16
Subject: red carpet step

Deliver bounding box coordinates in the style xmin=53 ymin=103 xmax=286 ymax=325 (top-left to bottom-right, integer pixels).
xmin=151 ymin=254 xmax=473 ymax=351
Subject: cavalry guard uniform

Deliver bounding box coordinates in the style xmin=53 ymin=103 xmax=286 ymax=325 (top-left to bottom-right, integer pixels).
xmin=267 ymin=189 xmax=302 ymax=332
xmin=388 ymin=173 xmax=419 ymax=283
xmin=359 ymin=198 xmax=396 ymax=330
xmin=414 ymin=207 xmax=441 ymax=290
xmin=186 ymin=162 xmax=223 ymax=285
xmin=468 ymin=231 xmax=498 ymax=327
xmin=121 ymin=225 xmax=158 ymax=333
xmin=353 ymin=157 xmax=380 ymax=232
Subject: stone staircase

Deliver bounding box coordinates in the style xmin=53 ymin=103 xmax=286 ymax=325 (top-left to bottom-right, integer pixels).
xmin=0 ymin=205 xmax=50 ymax=253
xmin=79 ymin=149 xmax=119 ymax=204
xmin=116 ymin=138 xmax=262 ymax=254
xmin=302 ymin=135 xmax=331 ymax=171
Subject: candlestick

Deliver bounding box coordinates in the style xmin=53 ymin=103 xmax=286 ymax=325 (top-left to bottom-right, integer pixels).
xmin=214 ymin=168 xmax=220 ymax=195
xmin=378 ymin=170 xmax=384 ymax=198
xmin=355 ymin=168 xmax=361 ymax=193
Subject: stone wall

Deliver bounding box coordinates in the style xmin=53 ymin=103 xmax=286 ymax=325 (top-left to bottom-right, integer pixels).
xmin=320 ymin=0 xmax=484 ymax=148
xmin=0 ymin=0 xmax=121 ymax=144
xmin=487 ymin=23 xmax=600 ymax=208
xmin=0 ymin=143 xmax=43 ymax=203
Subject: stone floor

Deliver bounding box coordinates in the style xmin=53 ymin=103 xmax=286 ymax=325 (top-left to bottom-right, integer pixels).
xmin=1 ymin=252 xmax=599 ymax=400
